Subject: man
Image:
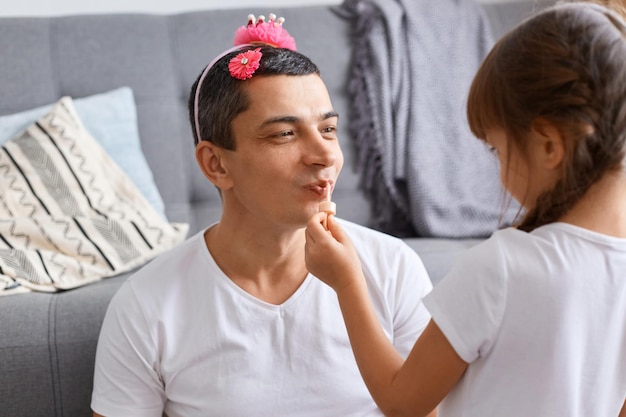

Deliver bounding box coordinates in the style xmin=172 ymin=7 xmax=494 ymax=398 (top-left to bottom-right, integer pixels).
xmin=91 ymin=19 xmax=433 ymax=416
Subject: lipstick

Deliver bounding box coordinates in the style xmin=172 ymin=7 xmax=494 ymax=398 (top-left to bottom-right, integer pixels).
xmin=319 ymin=185 xmax=336 ymax=229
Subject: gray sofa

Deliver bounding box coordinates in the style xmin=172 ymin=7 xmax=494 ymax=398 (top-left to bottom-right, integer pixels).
xmin=0 ymin=2 xmax=550 ymax=416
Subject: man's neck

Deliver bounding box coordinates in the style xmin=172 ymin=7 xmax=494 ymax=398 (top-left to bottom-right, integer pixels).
xmin=203 ymin=220 xmax=309 ymax=305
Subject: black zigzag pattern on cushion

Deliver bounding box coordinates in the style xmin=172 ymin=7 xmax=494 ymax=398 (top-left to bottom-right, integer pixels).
xmin=0 ymin=157 xmax=18 ymax=217
xmin=72 ymin=218 xmax=115 ymax=271
xmin=51 ymin=217 xmax=98 ymax=263
xmin=0 ymin=248 xmax=50 ymax=286
xmin=46 ymin=111 xmax=107 ymax=218
xmin=2 ymin=143 xmax=48 ymax=216
xmin=2 ymin=220 xmax=31 ymax=249
xmin=15 ymin=133 xmax=81 ymax=216
xmin=91 ymin=217 xmax=140 ymax=264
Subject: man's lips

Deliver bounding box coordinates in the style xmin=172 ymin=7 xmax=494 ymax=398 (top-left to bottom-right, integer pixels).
xmin=305 ymin=180 xmax=334 ymax=197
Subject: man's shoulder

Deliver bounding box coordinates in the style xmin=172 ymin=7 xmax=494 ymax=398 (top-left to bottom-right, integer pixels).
xmin=337 ymin=218 xmax=405 ymax=245
xmin=126 ymin=230 xmax=207 ymax=286
xmin=337 ymin=218 xmax=424 ymax=274
xmin=338 ymin=218 xmax=414 ymax=256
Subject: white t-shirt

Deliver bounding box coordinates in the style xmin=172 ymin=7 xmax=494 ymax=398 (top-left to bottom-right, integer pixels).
xmin=424 ymin=223 xmax=626 ymax=417
xmin=91 ymin=219 xmax=432 ymax=417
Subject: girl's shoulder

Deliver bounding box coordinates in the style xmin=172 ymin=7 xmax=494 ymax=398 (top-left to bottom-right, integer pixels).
xmin=461 ymin=222 xmax=626 ymax=279
xmin=490 ymin=222 xmax=626 ymax=252
xmin=452 ymin=225 xmax=558 ymax=278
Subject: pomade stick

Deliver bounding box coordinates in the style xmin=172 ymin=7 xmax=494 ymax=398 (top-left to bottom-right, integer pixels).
xmin=319 ymin=185 xmax=336 ymax=230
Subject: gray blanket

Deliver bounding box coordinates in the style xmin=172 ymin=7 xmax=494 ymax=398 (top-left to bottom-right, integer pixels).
xmin=336 ymin=0 xmax=517 ymax=237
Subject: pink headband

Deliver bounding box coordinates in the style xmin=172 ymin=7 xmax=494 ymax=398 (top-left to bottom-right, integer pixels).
xmin=193 ymin=13 xmax=297 ymax=143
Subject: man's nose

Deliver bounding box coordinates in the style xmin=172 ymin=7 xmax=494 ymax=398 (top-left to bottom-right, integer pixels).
xmin=302 ymin=129 xmax=339 ymax=167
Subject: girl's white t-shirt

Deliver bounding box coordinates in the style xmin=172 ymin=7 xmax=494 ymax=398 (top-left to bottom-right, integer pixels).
xmin=424 ymin=223 xmax=626 ymax=417
xmin=92 ymin=220 xmax=432 ymax=417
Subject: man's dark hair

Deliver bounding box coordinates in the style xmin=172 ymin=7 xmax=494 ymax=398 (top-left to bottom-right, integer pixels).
xmin=188 ymin=46 xmax=320 ymax=149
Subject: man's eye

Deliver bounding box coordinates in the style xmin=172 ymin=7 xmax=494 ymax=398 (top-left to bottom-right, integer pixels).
xmin=275 ymin=130 xmax=294 ymax=137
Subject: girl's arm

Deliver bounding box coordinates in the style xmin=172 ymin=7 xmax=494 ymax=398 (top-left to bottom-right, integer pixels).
xmin=619 ymin=398 xmax=626 ymax=417
xmin=305 ymin=214 xmax=468 ymax=417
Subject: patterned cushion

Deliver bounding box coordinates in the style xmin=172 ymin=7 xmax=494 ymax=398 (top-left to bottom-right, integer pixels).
xmin=0 ymin=87 xmax=167 ymax=220
xmin=0 ymin=97 xmax=188 ymax=295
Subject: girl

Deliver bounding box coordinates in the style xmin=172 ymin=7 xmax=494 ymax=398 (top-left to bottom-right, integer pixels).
xmin=304 ymin=2 xmax=626 ymax=416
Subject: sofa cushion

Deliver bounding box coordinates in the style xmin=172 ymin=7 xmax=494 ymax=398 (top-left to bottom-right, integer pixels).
xmin=0 ymin=87 xmax=167 ymax=219
xmin=0 ymin=97 xmax=188 ymax=294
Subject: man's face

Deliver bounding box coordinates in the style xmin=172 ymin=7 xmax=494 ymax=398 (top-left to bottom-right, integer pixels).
xmin=220 ymin=74 xmax=344 ymax=228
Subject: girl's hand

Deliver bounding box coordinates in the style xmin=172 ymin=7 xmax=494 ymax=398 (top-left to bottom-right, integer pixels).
xmin=304 ymin=212 xmax=364 ymax=293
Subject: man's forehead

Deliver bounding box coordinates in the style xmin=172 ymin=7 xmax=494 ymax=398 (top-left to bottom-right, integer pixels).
xmin=244 ymin=74 xmax=334 ymax=116
xmin=246 ymin=73 xmax=326 ymax=95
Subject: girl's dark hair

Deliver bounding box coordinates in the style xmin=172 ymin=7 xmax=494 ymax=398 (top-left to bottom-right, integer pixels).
xmin=188 ymin=45 xmax=320 ymax=149
xmin=467 ymin=2 xmax=626 ymax=232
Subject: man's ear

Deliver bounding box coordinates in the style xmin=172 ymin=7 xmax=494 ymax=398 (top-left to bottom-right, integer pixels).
xmin=195 ymin=141 xmax=233 ymax=190
xmin=531 ymin=118 xmax=565 ymax=170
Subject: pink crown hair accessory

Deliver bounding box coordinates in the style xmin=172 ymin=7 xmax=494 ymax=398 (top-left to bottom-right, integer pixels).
xmin=193 ymin=13 xmax=297 ymax=141
xmin=228 ymin=13 xmax=297 ymax=80
xmin=233 ymin=13 xmax=297 ymax=51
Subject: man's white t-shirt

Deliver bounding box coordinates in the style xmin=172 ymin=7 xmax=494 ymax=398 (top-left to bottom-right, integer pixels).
xmin=91 ymin=219 xmax=432 ymax=417
xmin=424 ymin=223 xmax=626 ymax=417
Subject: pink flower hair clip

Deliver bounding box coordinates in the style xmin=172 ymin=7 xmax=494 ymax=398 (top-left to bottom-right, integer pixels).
xmin=228 ymin=48 xmax=262 ymax=80
xmin=228 ymin=13 xmax=297 ymax=80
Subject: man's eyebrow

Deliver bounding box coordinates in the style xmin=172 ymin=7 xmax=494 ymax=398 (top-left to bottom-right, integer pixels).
xmin=259 ymin=111 xmax=339 ymax=128
xmin=259 ymin=116 xmax=299 ymax=128
xmin=322 ymin=111 xmax=339 ymax=120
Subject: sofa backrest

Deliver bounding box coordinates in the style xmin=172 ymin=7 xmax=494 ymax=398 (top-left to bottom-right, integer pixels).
xmin=0 ymin=2 xmax=550 ymax=235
